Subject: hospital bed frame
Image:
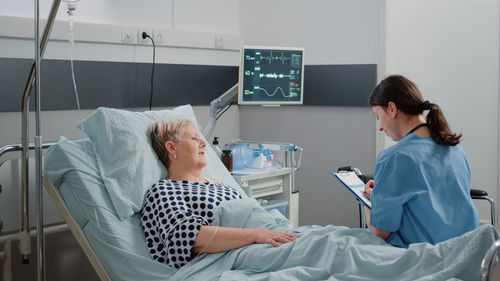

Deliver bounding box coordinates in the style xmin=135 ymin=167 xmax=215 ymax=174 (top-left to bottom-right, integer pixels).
xmin=0 ymin=142 xmax=111 ymax=281
xmin=42 ymin=174 xmax=112 ymax=281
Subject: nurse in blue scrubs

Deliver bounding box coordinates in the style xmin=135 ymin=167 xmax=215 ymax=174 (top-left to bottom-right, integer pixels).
xmin=363 ymin=75 xmax=479 ymax=248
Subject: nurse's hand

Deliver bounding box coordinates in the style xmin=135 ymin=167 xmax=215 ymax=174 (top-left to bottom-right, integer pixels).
xmin=364 ymin=180 xmax=374 ymax=200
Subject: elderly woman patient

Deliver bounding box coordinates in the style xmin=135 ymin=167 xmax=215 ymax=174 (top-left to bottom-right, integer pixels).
xmin=142 ymin=119 xmax=294 ymax=269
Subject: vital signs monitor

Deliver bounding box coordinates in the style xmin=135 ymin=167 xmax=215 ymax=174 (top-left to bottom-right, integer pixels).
xmin=238 ymin=46 xmax=304 ymax=105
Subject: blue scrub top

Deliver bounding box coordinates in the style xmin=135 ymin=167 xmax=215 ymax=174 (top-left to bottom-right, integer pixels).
xmin=370 ymin=134 xmax=479 ymax=248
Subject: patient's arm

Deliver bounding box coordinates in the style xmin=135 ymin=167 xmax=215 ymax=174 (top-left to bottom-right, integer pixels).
xmin=192 ymin=225 xmax=295 ymax=254
xmin=364 ymin=206 xmax=391 ymax=241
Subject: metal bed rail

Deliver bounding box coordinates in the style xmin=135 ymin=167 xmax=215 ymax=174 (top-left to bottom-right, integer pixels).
xmin=0 ymin=142 xmax=57 ymax=167
xmin=481 ymin=240 xmax=500 ymax=281
xmin=0 ymin=141 xmax=59 ymax=281
xmin=0 ymin=141 xmax=57 ymax=265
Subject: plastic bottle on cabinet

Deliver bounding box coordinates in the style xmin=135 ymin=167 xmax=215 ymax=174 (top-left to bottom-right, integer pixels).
xmin=212 ymin=137 xmax=222 ymax=158
xmin=221 ymin=150 xmax=233 ymax=172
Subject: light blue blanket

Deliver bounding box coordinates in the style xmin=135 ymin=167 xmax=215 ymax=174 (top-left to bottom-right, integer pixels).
xmin=171 ymin=198 xmax=498 ymax=281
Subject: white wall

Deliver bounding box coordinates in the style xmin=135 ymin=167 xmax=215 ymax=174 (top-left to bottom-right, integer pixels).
xmin=0 ymin=0 xmax=241 ymax=64
xmin=0 ymin=0 xmax=238 ymax=33
xmin=384 ymin=0 xmax=500 ymax=224
xmin=240 ymin=0 xmax=378 ymax=65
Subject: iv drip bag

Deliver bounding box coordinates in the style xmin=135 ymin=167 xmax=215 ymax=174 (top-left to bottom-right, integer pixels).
xmin=63 ymin=0 xmax=79 ymax=16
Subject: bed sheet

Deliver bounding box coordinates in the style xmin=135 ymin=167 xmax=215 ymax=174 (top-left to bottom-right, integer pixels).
xmin=174 ymin=198 xmax=499 ymax=281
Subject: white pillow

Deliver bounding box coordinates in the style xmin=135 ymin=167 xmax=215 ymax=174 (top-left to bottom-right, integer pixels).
xmin=78 ymin=105 xmax=198 ymax=220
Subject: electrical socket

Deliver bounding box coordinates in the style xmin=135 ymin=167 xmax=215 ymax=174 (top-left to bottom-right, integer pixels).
xmin=121 ymin=26 xmax=137 ymax=43
xmin=152 ymin=28 xmax=168 ymax=45
xmin=138 ymin=27 xmax=153 ymax=44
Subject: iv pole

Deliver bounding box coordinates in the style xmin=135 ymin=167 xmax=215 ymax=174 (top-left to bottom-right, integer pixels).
xmin=34 ymin=0 xmax=44 ymax=279
xmin=25 ymin=0 xmax=61 ymax=280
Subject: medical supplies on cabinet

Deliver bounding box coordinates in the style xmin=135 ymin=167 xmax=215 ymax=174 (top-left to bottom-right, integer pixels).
xmin=226 ymin=139 xmax=302 ymax=227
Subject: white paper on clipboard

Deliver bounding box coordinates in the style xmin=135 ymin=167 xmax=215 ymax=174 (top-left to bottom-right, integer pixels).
xmin=332 ymin=171 xmax=371 ymax=209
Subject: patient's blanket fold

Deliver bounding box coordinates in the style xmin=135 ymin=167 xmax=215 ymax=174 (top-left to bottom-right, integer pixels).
xmin=172 ymin=199 xmax=498 ymax=281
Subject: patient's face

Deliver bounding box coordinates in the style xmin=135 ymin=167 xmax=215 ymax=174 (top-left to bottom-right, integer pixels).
xmin=176 ymin=125 xmax=207 ymax=169
xmin=372 ymin=106 xmax=400 ymax=141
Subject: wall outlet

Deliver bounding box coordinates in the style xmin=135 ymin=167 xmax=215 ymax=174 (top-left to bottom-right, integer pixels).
xmin=138 ymin=27 xmax=153 ymax=44
xmin=121 ymin=26 xmax=136 ymax=43
xmin=152 ymin=28 xmax=168 ymax=45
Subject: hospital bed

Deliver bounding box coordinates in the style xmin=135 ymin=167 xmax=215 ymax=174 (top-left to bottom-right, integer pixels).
xmin=40 ymin=104 xmax=500 ymax=281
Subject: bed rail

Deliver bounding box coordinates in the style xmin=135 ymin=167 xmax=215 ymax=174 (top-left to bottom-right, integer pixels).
xmin=0 ymin=141 xmax=57 ymax=267
xmin=0 ymin=142 xmax=56 ymax=167
xmin=481 ymin=239 xmax=500 ymax=281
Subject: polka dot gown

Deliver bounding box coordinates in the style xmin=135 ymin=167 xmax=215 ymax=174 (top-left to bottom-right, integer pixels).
xmin=141 ymin=179 xmax=243 ymax=269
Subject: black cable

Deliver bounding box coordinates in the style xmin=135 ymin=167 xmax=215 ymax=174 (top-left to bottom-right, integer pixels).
xmin=216 ymin=101 xmax=233 ymax=120
xmin=142 ymin=32 xmax=156 ymax=110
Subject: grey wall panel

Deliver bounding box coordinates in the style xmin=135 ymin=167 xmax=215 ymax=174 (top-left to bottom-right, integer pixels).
xmin=1 ymin=59 xmax=376 ymax=112
xmin=0 ymin=58 xmax=239 ymax=112
xmin=304 ymin=64 xmax=376 ymax=106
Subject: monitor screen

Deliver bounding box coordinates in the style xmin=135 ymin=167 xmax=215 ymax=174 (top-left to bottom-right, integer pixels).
xmin=238 ymin=46 xmax=304 ymax=105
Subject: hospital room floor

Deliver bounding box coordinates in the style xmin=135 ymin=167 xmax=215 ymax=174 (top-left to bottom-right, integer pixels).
xmin=3 ymin=231 xmax=99 ymax=281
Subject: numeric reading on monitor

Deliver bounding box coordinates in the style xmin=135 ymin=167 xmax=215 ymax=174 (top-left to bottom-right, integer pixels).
xmin=240 ymin=47 xmax=304 ymax=105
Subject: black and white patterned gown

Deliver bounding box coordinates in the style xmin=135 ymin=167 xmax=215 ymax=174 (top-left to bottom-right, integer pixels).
xmin=141 ymin=178 xmax=243 ymax=269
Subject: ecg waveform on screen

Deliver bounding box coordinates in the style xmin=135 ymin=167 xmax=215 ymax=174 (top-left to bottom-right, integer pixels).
xmin=243 ymin=87 xmax=298 ymax=98
xmin=260 ymin=52 xmax=290 ymax=64
xmin=244 ymin=70 xmax=291 ymax=79
xmin=245 ymin=51 xmax=291 ymax=64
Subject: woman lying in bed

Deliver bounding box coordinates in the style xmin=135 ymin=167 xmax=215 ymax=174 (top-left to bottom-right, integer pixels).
xmin=142 ymin=119 xmax=295 ymax=269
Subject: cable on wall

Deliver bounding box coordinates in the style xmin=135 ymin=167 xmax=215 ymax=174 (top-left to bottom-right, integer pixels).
xmin=142 ymin=32 xmax=156 ymax=110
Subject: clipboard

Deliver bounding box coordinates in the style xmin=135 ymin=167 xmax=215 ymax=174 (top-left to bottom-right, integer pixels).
xmin=331 ymin=171 xmax=371 ymax=209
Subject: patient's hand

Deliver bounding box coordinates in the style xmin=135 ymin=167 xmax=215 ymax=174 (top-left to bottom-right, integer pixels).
xmin=251 ymin=228 xmax=295 ymax=247
xmin=193 ymin=226 xmax=295 ymax=254
xmin=364 ymin=180 xmax=374 ymax=200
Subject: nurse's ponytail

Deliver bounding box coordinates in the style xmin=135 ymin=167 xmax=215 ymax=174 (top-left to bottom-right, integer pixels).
xmin=369 ymin=75 xmax=461 ymax=146
xmin=424 ymin=101 xmax=461 ymax=146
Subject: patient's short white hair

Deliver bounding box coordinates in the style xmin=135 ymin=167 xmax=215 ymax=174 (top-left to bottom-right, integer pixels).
xmin=149 ymin=119 xmax=195 ymax=169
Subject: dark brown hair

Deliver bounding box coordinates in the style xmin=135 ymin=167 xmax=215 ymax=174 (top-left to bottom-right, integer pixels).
xmin=369 ymin=75 xmax=461 ymax=146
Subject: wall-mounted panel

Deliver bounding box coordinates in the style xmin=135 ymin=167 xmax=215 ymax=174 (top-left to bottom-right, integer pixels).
xmin=1 ymin=59 xmax=376 ymax=111
xmin=303 ymin=64 xmax=376 ymax=106
xmin=0 ymin=58 xmax=239 ymax=112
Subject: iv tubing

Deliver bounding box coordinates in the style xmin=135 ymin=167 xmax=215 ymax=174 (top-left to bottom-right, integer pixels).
xmin=68 ymin=16 xmax=80 ymax=110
